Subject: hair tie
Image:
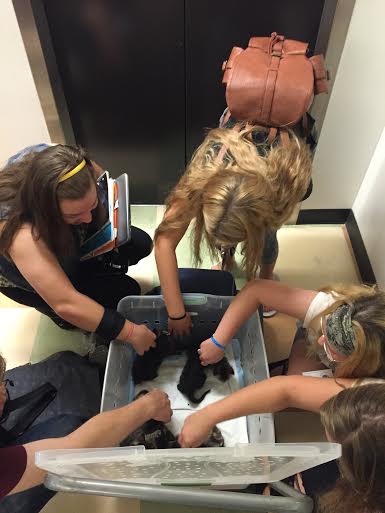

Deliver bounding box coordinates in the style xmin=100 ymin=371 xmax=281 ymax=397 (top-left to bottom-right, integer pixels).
xmin=168 ymin=312 xmax=187 ymax=321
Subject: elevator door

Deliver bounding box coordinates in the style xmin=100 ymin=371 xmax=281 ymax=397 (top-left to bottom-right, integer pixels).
xmin=33 ymin=0 xmax=185 ymax=203
xmin=32 ymin=0 xmax=331 ymax=203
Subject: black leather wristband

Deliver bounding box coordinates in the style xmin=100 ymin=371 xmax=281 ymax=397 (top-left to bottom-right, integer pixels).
xmin=168 ymin=312 xmax=187 ymax=321
xmin=96 ymin=308 xmax=126 ymax=341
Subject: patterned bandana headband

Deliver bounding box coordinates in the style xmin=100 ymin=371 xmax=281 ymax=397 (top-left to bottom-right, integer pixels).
xmin=58 ymin=159 xmax=86 ymax=183
xmin=325 ymin=304 xmax=356 ymax=357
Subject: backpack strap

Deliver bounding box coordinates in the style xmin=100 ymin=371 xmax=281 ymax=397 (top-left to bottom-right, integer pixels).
xmin=216 ymin=144 xmax=228 ymax=163
xmin=279 ymin=128 xmax=290 ymax=147
xmin=215 ymin=122 xmax=242 ymax=163
xmin=267 ymin=127 xmax=278 ymax=144
xmin=4 ymin=383 xmax=56 ymax=412
xmin=310 ymin=55 xmax=329 ymax=94
xmin=268 ymin=127 xmax=292 ymax=147
xmin=0 ymin=383 xmax=57 ymax=445
xmin=260 ymin=33 xmax=285 ymax=126
xmin=219 ymin=108 xmax=232 ymax=128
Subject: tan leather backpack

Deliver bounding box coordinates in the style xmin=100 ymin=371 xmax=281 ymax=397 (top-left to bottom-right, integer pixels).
xmin=222 ymin=32 xmax=328 ymax=141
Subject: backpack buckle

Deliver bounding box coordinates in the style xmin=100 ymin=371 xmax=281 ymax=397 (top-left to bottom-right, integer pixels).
xmin=269 ymin=32 xmax=284 ymax=57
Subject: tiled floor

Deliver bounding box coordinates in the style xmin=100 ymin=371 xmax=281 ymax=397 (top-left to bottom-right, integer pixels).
xmin=264 ymin=224 xmax=360 ymax=363
xmin=0 ymin=208 xmax=361 ymax=513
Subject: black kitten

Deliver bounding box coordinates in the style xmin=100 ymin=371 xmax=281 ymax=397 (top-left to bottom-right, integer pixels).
xmin=212 ymin=357 xmax=234 ymax=382
xmin=132 ymin=333 xmax=174 ymax=384
xmin=177 ymin=347 xmax=210 ymax=404
xmin=132 ymin=332 xmax=199 ymax=385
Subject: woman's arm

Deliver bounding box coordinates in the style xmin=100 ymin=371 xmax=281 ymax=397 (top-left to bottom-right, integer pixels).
xmin=90 ymin=160 xmax=105 ymax=178
xmin=199 ymin=279 xmax=318 ymax=364
xmin=154 ymin=204 xmax=193 ymax=336
xmin=9 ymin=226 xmax=155 ymax=353
xmin=178 ymin=375 xmax=354 ymax=447
xmin=9 ymin=389 xmax=172 ymax=495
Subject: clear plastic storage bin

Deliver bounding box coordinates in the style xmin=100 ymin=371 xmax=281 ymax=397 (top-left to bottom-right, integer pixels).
xmin=101 ymin=294 xmax=275 ymax=444
xmin=36 ymin=294 xmax=341 ymax=511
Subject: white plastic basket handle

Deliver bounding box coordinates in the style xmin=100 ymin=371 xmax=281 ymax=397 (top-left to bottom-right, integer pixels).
xmin=182 ymin=294 xmax=208 ymax=305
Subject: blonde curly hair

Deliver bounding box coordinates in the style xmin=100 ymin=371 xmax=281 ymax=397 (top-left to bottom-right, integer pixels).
xmin=155 ymin=124 xmax=312 ymax=278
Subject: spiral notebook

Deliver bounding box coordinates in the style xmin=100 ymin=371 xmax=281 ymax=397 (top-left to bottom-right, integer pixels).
xmin=80 ymin=171 xmax=130 ymax=261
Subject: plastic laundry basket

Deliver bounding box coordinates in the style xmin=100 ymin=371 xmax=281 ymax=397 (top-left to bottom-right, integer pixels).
xmin=101 ymin=294 xmax=274 ymax=444
xmin=37 ymin=295 xmax=342 ymax=512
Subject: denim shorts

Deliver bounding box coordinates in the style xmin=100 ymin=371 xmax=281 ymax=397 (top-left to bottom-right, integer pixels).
xmin=262 ymin=230 xmax=279 ymax=265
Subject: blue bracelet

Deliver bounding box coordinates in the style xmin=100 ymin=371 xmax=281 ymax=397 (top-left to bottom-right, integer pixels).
xmin=210 ymin=335 xmax=225 ymax=350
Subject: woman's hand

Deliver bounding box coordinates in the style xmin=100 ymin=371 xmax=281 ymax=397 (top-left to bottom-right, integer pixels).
xmin=168 ymin=313 xmax=193 ymax=337
xmin=144 ymin=389 xmax=173 ymax=423
xmin=199 ymin=338 xmax=225 ymax=365
xmin=0 ymin=383 xmax=7 ymax=417
xmin=178 ymin=410 xmax=214 ymax=448
xmin=129 ymin=324 xmax=156 ymax=355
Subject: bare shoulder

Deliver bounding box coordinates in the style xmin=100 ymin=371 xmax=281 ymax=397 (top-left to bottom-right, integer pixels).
xmin=164 ymin=199 xmax=194 ymax=221
xmin=10 ymin=223 xmax=38 ymax=249
xmin=9 ymin=223 xmax=54 ymax=262
xmin=156 ymin=200 xmax=194 ymax=245
xmin=90 ymin=160 xmax=105 ymax=178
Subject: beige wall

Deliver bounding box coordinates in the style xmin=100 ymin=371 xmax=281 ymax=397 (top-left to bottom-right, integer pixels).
xmin=310 ymin=0 xmax=356 ymax=134
xmin=304 ymin=0 xmax=385 ymax=209
xmin=0 ymin=0 xmax=50 ymax=165
xmin=353 ymin=127 xmax=385 ymax=287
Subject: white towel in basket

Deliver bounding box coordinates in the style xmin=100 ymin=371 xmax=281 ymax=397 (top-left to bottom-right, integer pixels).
xmin=135 ymin=341 xmax=249 ymax=446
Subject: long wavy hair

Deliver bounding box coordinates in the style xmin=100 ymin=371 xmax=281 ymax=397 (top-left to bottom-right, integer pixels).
xmin=0 ymin=144 xmax=97 ymax=256
xmin=308 ymin=284 xmax=385 ymax=379
xmin=318 ymin=384 xmax=385 ymax=513
xmin=155 ymin=124 xmax=312 ymax=278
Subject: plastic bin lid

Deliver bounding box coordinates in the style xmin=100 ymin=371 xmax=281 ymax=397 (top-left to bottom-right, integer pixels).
xmin=36 ymin=443 xmax=340 ymax=486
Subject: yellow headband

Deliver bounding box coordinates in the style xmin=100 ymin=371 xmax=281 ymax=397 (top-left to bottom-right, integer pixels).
xmin=58 ymin=159 xmax=86 ymax=183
